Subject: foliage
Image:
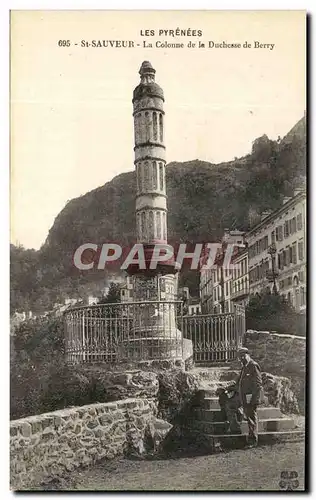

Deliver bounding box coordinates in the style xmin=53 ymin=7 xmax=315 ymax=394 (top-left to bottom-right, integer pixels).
xmin=10 ymin=316 xmax=95 ymax=419
xmin=245 ymin=292 xmax=305 ymax=336
xmin=98 ymin=282 xmax=121 ymax=304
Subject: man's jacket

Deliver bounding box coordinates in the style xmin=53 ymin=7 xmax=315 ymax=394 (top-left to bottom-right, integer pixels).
xmin=237 ymin=359 xmax=263 ymax=405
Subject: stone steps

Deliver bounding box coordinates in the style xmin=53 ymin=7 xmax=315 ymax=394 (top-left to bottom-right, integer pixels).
xmin=194 ymin=407 xmax=283 ymax=421
xmin=181 ymin=380 xmax=305 ymax=453
xmin=198 ymin=383 xmax=238 ymax=398
xmin=189 ymin=417 xmax=296 ymax=434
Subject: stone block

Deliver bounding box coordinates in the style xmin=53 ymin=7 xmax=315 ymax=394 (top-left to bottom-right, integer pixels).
xmin=21 ymin=422 xmax=32 ymax=438
xmin=82 ymin=429 xmax=94 ymax=437
xmin=54 ymin=416 xmax=63 ymax=428
xmin=41 ymin=427 xmax=55 ymax=441
xmin=99 ymin=414 xmax=114 ymax=426
xmin=10 ymin=425 xmax=19 ymax=437
xmin=31 ymin=420 xmax=42 ymax=434
xmin=74 ymin=424 xmax=82 ymax=434
xmin=42 ymin=417 xmax=54 ymax=429
xmin=86 ymin=420 xmax=99 ymax=429
xmin=93 ymin=428 xmax=104 ymax=438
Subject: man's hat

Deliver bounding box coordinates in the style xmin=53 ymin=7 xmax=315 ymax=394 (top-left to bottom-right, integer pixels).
xmin=237 ymin=347 xmax=249 ymax=354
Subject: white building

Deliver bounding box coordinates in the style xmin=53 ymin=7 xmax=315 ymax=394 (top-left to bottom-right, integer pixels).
xmin=200 ymin=230 xmax=246 ymax=314
xmin=246 ymin=189 xmax=306 ymax=313
xmin=87 ymin=296 xmax=98 ymax=306
xmin=187 ymin=298 xmax=202 ymax=315
xmin=230 ymin=247 xmax=249 ymax=309
xmin=120 ymin=276 xmax=134 ymax=302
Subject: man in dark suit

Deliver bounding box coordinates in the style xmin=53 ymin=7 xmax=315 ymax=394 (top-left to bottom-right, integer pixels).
xmin=237 ymin=347 xmax=263 ymax=447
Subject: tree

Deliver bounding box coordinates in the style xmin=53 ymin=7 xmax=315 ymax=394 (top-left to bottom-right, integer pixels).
xmin=98 ymin=282 xmax=121 ymax=304
xmin=246 ymin=291 xmax=305 ymax=335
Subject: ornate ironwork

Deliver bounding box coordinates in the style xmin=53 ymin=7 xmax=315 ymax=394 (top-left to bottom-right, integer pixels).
xmin=182 ymin=305 xmax=245 ymax=363
xmin=64 ymin=300 xmax=183 ymax=363
xmin=64 ymin=301 xmax=245 ymax=364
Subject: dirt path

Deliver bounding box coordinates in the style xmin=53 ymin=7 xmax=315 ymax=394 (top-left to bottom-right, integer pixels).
xmin=47 ymin=441 xmax=305 ymax=492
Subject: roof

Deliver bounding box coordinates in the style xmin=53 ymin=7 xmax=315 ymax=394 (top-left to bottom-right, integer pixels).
xmin=246 ymin=190 xmax=306 ymax=238
xmin=133 ymin=82 xmax=164 ymax=102
xmin=139 ymin=61 xmax=156 ymax=74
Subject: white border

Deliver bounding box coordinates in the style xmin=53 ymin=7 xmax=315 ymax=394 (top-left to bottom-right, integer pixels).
xmin=2 ymin=2 xmax=313 ymax=498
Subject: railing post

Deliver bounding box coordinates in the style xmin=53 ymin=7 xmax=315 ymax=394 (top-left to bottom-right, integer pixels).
xmin=82 ymin=312 xmax=86 ymax=362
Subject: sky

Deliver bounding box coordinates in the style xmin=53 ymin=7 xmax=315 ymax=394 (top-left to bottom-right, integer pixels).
xmin=10 ymin=10 xmax=306 ymax=250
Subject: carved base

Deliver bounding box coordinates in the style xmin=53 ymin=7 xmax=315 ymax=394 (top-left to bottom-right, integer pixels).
xmin=119 ymin=334 xmax=183 ymax=361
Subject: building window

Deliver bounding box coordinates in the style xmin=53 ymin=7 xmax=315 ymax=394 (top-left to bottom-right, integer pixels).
xmin=162 ymin=212 xmax=167 ymax=240
xmin=264 ymin=235 xmax=269 ymax=250
xmin=282 ymin=249 xmax=287 ymax=267
xmin=144 ymin=161 xmax=149 ymax=189
xmin=276 ymin=225 xmax=283 ymax=241
xmin=159 ymin=113 xmax=163 ymax=142
xmin=137 ymin=213 xmax=141 ymax=239
xmin=298 ymin=270 xmax=305 ymax=283
xmin=285 ymin=248 xmax=291 ymax=266
xmin=225 ymin=282 xmax=228 ymax=296
xmin=298 ymin=240 xmax=304 ymax=261
xmin=153 ymin=112 xmax=158 ymax=141
xmin=297 ymin=213 xmax=303 ymax=231
xmin=249 ymin=269 xmax=254 ymax=284
xmin=291 ymin=217 xmax=297 ymax=234
xmin=145 ymin=112 xmax=150 ymax=141
xmin=256 ymin=241 xmax=259 ymax=255
xmin=139 ymin=162 xmax=143 ymax=191
xmin=152 ymin=161 xmax=157 ymax=189
xmin=284 ymin=220 xmax=290 ymax=238
xmin=136 ymin=164 xmax=139 ymax=192
xmin=141 ymin=212 xmax=146 ymax=241
xmin=300 ymin=286 xmax=306 ymax=306
xmin=156 ymin=211 xmax=161 ymax=240
xmin=292 ymin=242 xmax=297 ymax=264
xmin=159 ymin=163 xmax=164 ymax=191
xmin=271 ymin=230 xmax=276 ymax=244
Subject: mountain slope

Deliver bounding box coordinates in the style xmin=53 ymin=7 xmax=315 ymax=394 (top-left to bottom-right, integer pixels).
xmin=11 ymin=116 xmax=306 ymax=312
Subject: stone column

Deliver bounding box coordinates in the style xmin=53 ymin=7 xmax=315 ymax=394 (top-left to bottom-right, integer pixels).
xmin=124 ymin=61 xmax=184 ymax=362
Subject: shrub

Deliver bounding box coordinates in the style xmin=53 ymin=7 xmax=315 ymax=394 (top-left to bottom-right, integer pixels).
xmin=246 ymin=292 xmax=306 ymax=336
xmin=10 ymin=316 xmax=94 ymax=419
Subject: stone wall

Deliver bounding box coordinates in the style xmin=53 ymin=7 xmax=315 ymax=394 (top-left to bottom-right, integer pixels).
xmin=10 ymin=398 xmax=157 ymax=490
xmin=244 ymin=330 xmax=306 ymax=413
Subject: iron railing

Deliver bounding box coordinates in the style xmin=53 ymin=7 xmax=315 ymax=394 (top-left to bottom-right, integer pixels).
xmin=64 ymin=300 xmax=245 ymax=364
xmin=64 ymin=300 xmax=183 ymax=363
xmin=182 ymin=304 xmax=245 ymax=363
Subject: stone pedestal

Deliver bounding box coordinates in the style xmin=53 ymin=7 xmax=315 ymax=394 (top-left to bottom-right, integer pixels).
xmin=121 ymin=273 xmax=184 ymax=361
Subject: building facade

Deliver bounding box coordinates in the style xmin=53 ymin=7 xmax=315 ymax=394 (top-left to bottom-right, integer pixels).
xmin=246 ymin=189 xmax=306 ymax=313
xmin=200 ymin=190 xmax=306 ymax=316
xmin=230 ymin=247 xmax=249 ymax=309
xmin=200 ymin=230 xmax=246 ymax=314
